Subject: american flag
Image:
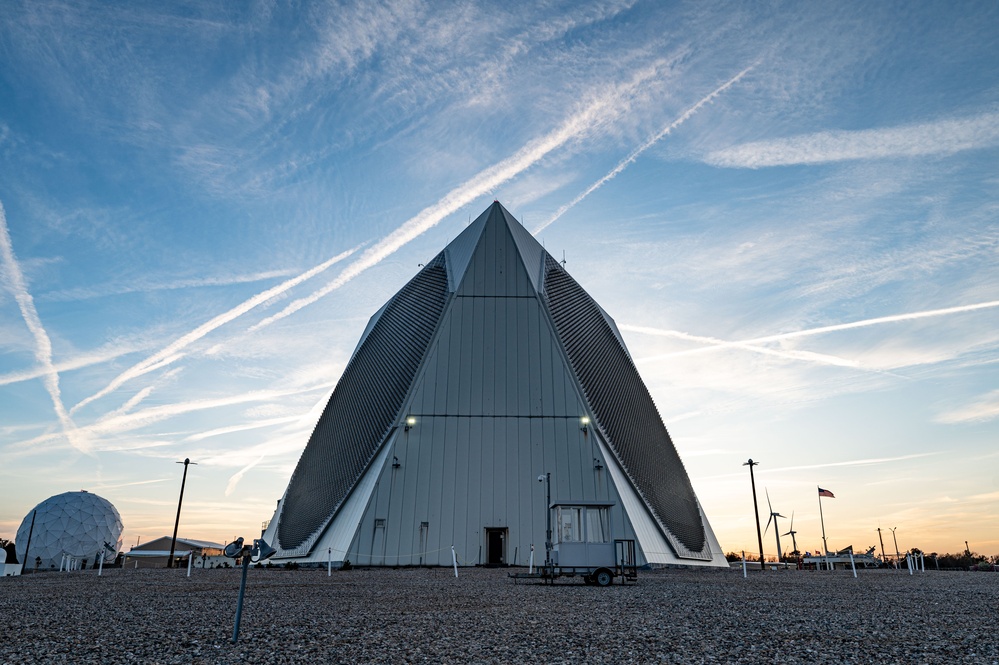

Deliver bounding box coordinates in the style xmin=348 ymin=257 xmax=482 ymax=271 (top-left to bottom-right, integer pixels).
xmin=818 ymin=487 xmax=835 ymax=498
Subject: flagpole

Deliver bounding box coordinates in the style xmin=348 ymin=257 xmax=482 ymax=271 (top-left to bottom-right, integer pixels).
xmin=818 ymin=488 xmax=830 ymax=571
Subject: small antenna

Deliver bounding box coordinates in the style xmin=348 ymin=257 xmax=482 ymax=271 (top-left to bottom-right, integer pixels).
xmin=560 ymin=250 xmax=567 ymax=268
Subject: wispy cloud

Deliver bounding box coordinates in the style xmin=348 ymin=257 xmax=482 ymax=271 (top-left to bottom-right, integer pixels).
xmin=936 ymin=389 xmax=999 ymax=424
xmin=535 ymin=65 xmax=754 ymax=232
xmin=704 ymin=112 xmax=999 ymax=168
xmin=0 ymin=202 xmax=86 ymax=452
xmin=251 ymin=60 xmax=675 ymax=330
xmin=71 ymin=245 xmax=360 ymax=414
xmin=640 ymin=300 xmax=999 ymax=363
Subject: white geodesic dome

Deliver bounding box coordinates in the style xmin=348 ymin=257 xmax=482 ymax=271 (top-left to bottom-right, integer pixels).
xmin=15 ymin=490 xmax=124 ymax=571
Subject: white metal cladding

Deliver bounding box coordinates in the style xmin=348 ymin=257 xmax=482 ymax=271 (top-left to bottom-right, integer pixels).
xmin=276 ymin=254 xmax=450 ymax=553
xmin=542 ymin=254 xmax=711 ymax=559
xmin=350 ymin=417 xmax=634 ymax=566
xmin=444 ymin=207 xmax=490 ymax=292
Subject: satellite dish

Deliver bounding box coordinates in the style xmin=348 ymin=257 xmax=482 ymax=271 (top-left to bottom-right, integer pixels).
xmin=223 ymin=537 xmax=244 ymax=558
xmin=251 ymin=538 xmax=277 ymax=562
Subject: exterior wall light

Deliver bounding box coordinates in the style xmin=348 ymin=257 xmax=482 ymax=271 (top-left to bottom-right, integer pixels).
xmin=580 ymin=416 xmax=590 ymax=433
xmin=405 ymin=416 xmax=416 ymax=432
xmin=593 ymin=458 xmax=604 ymax=470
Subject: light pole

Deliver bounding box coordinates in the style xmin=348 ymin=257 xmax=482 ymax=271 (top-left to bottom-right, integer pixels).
xmin=19 ymin=510 xmax=36 ymax=575
xmin=890 ymin=527 xmax=900 ymax=569
xmin=743 ymin=459 xmax=766 ymax=571
xmin=167 ymin=458 xmax=196 ymax=568
xmin=538 ymin=472 xmax=552 ymax=567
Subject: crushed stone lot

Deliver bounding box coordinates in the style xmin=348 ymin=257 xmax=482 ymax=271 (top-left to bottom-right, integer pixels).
xmin=1 ymin=565 xmax=996 ymax=664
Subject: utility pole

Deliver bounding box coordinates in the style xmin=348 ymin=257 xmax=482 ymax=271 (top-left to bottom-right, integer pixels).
xmin=743 ymin=459 xmax=766 ymax=571
xmin=877 ymin=527 xmax=887 ymax=566
xmin=890 ymin=526 xmax=900 ymax=569
xmin=543 ymin=472 xmax=552 ymax=567
xmin=167 ymin=458 xmax=196 ymax=568
xmin=19 ymin=510 xmax=36 ymax=575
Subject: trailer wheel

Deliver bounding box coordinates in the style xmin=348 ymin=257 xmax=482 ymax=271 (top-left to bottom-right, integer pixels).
xmin=594 ymin=568 xmax=613 ymax=587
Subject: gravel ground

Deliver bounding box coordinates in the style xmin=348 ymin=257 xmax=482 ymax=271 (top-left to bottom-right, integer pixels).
xmin=1 ymin=565 xmax=996 ymax=664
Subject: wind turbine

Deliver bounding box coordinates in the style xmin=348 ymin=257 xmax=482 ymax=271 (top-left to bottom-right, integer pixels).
xmin=763 ymin=489 xmax=785 ymax=564
xmin=783 ymin=511 xmax=799 ymax=559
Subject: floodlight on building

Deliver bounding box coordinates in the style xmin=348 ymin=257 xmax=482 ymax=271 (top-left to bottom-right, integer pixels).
xmin=405 ymin=416 xmax=416 ymax=432
xmin=593 ymin=458 xmax=604 ymax=471
xmin=580 ymin=416 xmax=590 ymax=433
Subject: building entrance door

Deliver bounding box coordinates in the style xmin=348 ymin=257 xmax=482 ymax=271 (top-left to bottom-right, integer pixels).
xmin=485 ymin=528 xmax=507 ymax=566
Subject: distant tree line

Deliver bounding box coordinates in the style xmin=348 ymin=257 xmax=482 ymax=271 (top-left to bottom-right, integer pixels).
xmin=725 ymin=547 xmax=997 ymax=571
xmin=919 ymin=548 xmax=997 ymax=571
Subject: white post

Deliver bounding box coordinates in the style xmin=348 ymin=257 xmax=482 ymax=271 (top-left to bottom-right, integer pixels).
xmin=528 ymin=544 xmax=534 ymax=574
xmin=99 ymin=553 xmax=104 ymax=577
xmin=906 ymin=554 xmax=913 ymax=575
xmin=920 ymin=553 xmax=925 ymax=572
xmin=328 ymin=548 xmax=332 ymax=577
xmin=849 ymin=550 xmax=857 ymax=578
xmin=59 ymin=554 xmax=65 ymax=572
xmin=451 ymin=545 xmax=458 ymax=578
xmin=742 ymin=550 xmax=747 ymax=578
xmin=187 ymin=552 xmax=193 ymax=577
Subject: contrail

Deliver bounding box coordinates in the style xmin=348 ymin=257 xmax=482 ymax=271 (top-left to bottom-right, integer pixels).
xmin=184 ymin=415 xmax=303 ymax=442
xmin=0 ymin=341 xmax=145 ymax=387
xmin=251 ymin=61 xmax=672 ymax=332
xmin=534 ymin=65 xmax=754 ymax=233
xmin=637 ymin=300 xmax=999 ymax=363
xmin=621 ymin=324 xmax=858 ymax=367
xmin=71 ymin=245 xmax=360 ymax=414
xmin=0 ymin=202 xmax=87 ymax=452
xmin=699 ymin=452 xmax=938 ymax=480
xmin=23 ymin=386 xmax=327 ymax=449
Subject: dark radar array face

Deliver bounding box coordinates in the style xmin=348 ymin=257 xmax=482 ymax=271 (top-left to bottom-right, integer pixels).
xmin=277 ymin=256 xmax=449 ymax=551
xmin=543 ymin=255 xmax=708 ymax=558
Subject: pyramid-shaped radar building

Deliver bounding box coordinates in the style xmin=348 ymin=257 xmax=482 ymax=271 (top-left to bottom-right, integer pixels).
xmin=263 ymin=202 xmax=726 ymax=567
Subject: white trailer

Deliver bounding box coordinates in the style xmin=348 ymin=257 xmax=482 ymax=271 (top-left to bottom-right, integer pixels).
xmin=513 ymin=501 xmax=638 ymax=586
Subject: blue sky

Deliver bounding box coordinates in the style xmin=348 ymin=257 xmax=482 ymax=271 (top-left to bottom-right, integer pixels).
xmin=1 ymin=0 xmax=997 ymax=558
